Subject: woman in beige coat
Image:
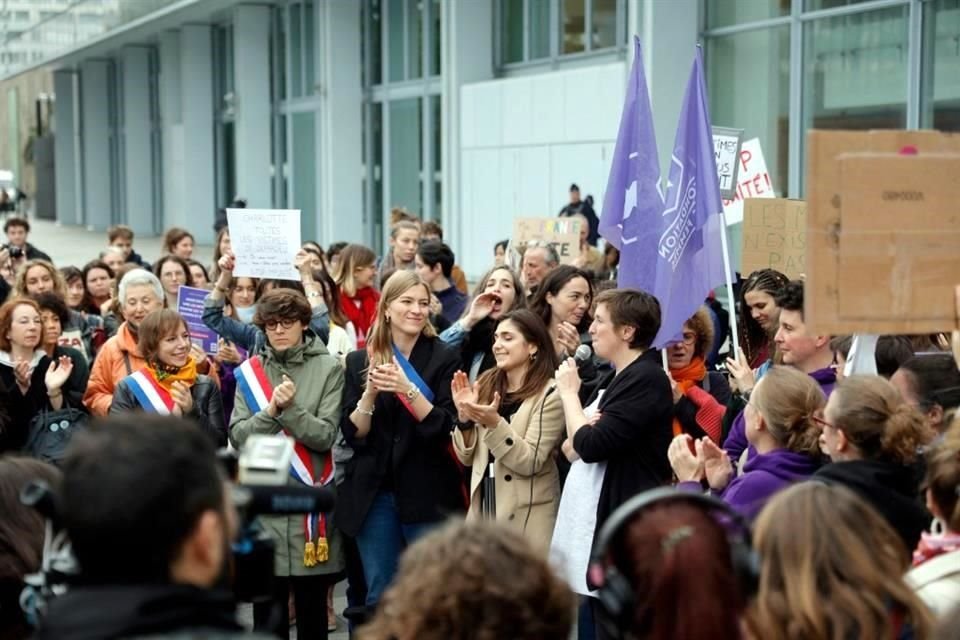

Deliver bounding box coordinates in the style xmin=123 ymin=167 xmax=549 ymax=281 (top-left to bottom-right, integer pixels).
xmin=452 ymin=309 xmax=564 ymax=551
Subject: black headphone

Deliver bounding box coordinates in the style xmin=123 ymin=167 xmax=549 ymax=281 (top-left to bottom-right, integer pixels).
xmin=587 ymin=488 xmax=760 ymax=638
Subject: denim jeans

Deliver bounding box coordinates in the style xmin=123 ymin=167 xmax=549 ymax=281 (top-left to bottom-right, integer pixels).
xmin=354 ymin=492 xmax=438 ymax=607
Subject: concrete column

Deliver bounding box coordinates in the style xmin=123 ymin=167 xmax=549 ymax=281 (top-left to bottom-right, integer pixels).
xmin=178 ymin=24 xmax=216 ymax=244
xmin=53 ymin=69 xmax=80 ymax=226
xmin=233 ymin=5 xmax=272 ymax=209
xmin=79 ymin=59 xmax=112 ymax=230
xmin=316 ymin=0 xmax=363 ymax=244
xmin=443 ymin=0 xmax=495 ymax=259
xmin=158 ymin=30 xmax=184 ymax=235
xmin=121 ymin=46 xmax=156 ymax=235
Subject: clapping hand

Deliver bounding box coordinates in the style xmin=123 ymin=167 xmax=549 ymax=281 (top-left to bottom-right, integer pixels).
xmin=215 ymin=338 xmax=242 ymax=365
xmin=667 ymin=434 xmax=704 ymax=482
xmin=170 ymin=381 xmax=194 ymax=416
xmin=44 ymin=355 xmax=73 ymax=392
xmin=13 ymin=358 xmax=31 ymax=392
xmin=556 ymin=322 xmax=580 ymax=357
xmin=451 ymin=370 xmax=478 ymax=422
xmin=699 ymin=437 xmax=734 ymax=491
xmin=272 ymin=374 xmax=297 ymax=411
xmin=368 ymin=358 xmax=414 ymax=395
xmin=462 ymin=392 xmax=502 ymax=429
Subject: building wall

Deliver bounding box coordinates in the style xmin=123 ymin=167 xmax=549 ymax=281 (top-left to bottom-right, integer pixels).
xmin=458 ymin=62 xmax=626 ymax=276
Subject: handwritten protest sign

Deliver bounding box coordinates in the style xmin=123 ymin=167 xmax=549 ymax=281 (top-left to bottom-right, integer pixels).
xmin=226 ymin=209 xmax=301 ymax=280
xmin=712 ymin=127 xmax=743 ymax=199
xmin=512 ymin=217 xmax=582 ymax=265
xmin=741 ymin=198 xmax=806 ymax=279
xmin=177 ymin=285 xmax=219 ymax=355
xmin=722 ymin=138 xmax=775 ymax=225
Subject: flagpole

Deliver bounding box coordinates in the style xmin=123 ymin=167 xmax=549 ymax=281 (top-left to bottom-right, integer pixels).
xmin=718 ymin=211 xmax=741 ymax=358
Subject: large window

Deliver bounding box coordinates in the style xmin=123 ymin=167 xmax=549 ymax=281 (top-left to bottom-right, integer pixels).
xmin=498 ymin=0 xmax=626 ymax=66
xmin=703 ymin=0 xmax=958 ymax=198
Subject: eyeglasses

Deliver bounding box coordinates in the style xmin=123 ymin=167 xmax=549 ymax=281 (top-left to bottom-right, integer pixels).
xmin=810 ymin=410 xmax=835 ymax=431
xmin=264 ymin=318 xmax=298 ymax=331
xmin=680 ymin=332 xmax=696 ymax=346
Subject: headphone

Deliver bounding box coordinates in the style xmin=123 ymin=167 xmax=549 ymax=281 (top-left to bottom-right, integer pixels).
xmin=587 ymin=488 xmax=760 ymax=638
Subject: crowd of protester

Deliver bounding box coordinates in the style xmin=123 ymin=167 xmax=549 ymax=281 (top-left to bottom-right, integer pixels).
xmin=1 ymin=203 xmax=960 ymax=640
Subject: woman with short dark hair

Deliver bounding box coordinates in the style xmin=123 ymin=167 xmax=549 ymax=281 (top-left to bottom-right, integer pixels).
xmin=152 ymin=255 xmax=193 ymax=309
xmin=551 ymin=288 xmax=673 ymax=636
xmin=33 ymin=292 xmax=89 ymax=410
xmin=110 ymin=309 xmax=225 ymax=447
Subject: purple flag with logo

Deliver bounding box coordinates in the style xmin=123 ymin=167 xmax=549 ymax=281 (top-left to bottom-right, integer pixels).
xmin=602 ymin=43 xmax=727 ymax=348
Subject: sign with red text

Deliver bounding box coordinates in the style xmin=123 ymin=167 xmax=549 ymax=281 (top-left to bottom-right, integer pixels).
xmin=722 ymin=138 xmax=775 ymax=225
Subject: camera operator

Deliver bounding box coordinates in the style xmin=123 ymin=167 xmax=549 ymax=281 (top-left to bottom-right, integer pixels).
xmin=34 ymin=415 xmax=271 ymax=639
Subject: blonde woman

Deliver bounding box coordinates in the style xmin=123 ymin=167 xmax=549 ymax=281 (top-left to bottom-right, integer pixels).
xmin=749 ymin=482 xmax=934 ymax=639
xmin=337 ymin=270 xmax=463 ymax=611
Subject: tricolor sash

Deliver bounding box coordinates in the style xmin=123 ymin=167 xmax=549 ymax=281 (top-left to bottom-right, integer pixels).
xmin=126 ymin=369 xmax=175 ymax=415
xmin=392 ymin=344 xmax=435 ymax=418
xmin=236 ymin=356 xmax=334 ymax=566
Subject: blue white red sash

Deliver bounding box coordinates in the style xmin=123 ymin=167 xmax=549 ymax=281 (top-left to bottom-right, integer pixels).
xmin=235 ymin=355 xmax=334 ymax=566
xmin=126 ymin=369 xmax=175 ymax=415
xmin=392 ymin=344 xmax=435 ymax=418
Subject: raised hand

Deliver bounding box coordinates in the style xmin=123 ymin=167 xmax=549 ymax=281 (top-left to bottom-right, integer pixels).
xmin=556 ymin=321 xmax=581 ymax=357
xmin=463 ymin=391 xmax=501 ymax=429
xmin=44 ymin=355 xmax=73 ymax=392
xmin=554 ymin=357 xmax=582 ymax=397
xmin=273 ymin=374 xmax=297 ymax=410
xmin=667 ymin=434 xmax=703 ymax=482
xmin=217 ymin=249 xmax=236 ymax=275
xmin=465 ymin=292 xmax=499 ymax=327
xmin=450 ymin=370 xmax=477 ymax=422
xmin=725 ymin=348 xmax=756 ymax=395
xmin=170 ymin=380 xmax=194 ymax=416
xmin=699 ymin=437 xmax=734 ymax=491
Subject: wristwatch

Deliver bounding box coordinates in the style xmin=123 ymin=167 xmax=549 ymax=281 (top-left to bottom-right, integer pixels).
xmin=405 ymin=385 xmax=421 ymax=402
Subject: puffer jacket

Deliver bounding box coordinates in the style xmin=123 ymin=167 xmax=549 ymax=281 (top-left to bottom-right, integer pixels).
xmin=229 ymin=332 xmax=345 ymax=577
xmin=110 ymin=372 xmax=226 ymax=447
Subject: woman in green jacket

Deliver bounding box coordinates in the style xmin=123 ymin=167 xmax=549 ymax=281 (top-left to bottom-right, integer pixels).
xmin=229 ymin=288 xmax=344 ymax=640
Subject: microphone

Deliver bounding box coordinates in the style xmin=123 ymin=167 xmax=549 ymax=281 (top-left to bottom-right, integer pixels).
xmin=236 ymin=484 xmax=336 ymax=516
xmin=574 ymin=344 xmax=593 ymax=364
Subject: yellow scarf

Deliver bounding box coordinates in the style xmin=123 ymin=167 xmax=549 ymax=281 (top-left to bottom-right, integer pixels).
xmin=148 ymin=359 xmax=198 ymax=394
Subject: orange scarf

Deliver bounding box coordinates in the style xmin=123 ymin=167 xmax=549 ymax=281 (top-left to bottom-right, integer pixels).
xmin=670 ymin=357 xmax=706 ymax=436
xmin=148 ymin=359 xmax=198 ymax=394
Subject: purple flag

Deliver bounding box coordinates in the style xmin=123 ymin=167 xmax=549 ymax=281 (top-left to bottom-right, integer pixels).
xmin=602 ymin=44 xmax=727 ymax=348
xmin=653 ymin=48 xmax=727 ymax=347
xmin=599 ymin=37 xmax=663 ymax=253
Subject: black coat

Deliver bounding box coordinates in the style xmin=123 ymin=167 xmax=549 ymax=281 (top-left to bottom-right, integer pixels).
xmin=337 ymin=335 xmax=465 ymax=536
xmin=814 ymin=459 xmax=930 ymax=555
xmin=110 ymin=374 xmax=226 ymax=447
xmin=572 ymin=349 xmax=673 ymax=547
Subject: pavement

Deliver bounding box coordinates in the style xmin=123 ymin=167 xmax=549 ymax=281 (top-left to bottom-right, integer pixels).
xmin=15 ymin=218 xmax=215 ymax=268
xmin=21 ymin=217 xmax=352 ymax=639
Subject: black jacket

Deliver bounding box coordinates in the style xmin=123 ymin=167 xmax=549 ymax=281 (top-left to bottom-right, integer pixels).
xmin=814 ymin=458 xmax=930 ymax=554
xmin=24 ymin=242 xmax=51 ymax=263
xmin=110 ymin=374 xmax=226 ymax=447
xmin=573 ymin=349 xmax=673 ymax=547
xmin=337 ymin=335 xmax=465 ymax=536
xmin=35 ymin=584 xmax=270 ymax=640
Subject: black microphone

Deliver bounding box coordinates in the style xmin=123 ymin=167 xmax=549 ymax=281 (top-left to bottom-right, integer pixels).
xmin=237 ymin=484 xmax=336 ymax=516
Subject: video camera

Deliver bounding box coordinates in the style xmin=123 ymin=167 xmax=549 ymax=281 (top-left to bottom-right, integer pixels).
xmin=18 ymin=434 xmax=334 ymax=618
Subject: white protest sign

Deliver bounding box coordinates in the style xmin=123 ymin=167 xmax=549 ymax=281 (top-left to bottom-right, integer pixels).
xmin=722 ymin=138 xmax=776 ymax=225
xmin=712 ymin=127 xmax=743 ymax=199
xmin=226 ymin=209 xmax=302 ymax=280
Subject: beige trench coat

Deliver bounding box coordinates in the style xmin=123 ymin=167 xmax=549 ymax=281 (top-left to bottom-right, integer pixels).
xmin=452 ymin=384 xmax=565 ymax=553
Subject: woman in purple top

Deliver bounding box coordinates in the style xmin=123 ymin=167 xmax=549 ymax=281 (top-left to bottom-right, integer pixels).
xmin=669 ymin=366 xmax=825 ymax=520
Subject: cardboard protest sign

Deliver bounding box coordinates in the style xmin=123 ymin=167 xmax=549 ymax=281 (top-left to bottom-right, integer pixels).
xmin=177 ymin=285 xmax=219 ymax=355
xmin=226 ymin=209 xmax=302 ymax=280
xmin=806 ymin=128 xmax=960 ymax=334
xmin=740 ymin=198 xmax=806 ymax=279
xmin=713 ymin=127 xmax=744 ymax=200
xmin=722 ymin=138 xmax=775 ymax=225
xmin=512 ymin=217 xmax=582 ymax=265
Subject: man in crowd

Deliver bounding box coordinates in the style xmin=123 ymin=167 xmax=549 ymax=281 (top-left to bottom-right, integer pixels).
xmin=558 ymin=183 xmax=599 ymax=246
xmin=420 ymin=221 xmax=468 ymax=293
xmin=107 ymin=224 xmax=151 ymax=268
xmin=4 ymin=217 xmax=51 ymax=262
xmin=521 ymin=242 xmax=560 ymax=298
xmin=35 ymin=416 xmax=268 ymax=639
xmin=416 ymin=240 xmax=468 ymax=325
